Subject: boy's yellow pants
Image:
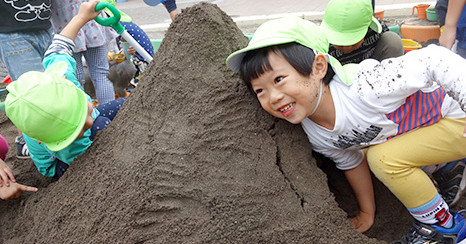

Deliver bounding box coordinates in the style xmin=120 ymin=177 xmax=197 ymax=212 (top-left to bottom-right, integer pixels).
xmin=367 ymin=118 xmax=466 ymax=208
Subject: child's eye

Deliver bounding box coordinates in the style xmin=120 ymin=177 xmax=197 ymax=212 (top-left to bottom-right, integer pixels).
xmin=274 ymin=76 xmax=284 ymax=83
xmin=255 ymin=88 xmax=263 ymax=94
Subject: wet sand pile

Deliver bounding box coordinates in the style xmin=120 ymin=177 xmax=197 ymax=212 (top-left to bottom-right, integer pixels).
xmin=0 ymin=2 xmax=439 ymax=243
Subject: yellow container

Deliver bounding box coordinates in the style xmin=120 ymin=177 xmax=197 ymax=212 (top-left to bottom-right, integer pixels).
xmin=402 ymin=39 xmax=422 ymax=52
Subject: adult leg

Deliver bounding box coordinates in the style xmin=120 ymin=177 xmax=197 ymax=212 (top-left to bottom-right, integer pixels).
xmin=371 ymin=31 xmax=405 ymax=61
xmin=83 ymin=45 xmax=115 ymax=105
xmin=0 ymin=29 xmax=52 ymax=158
xmin=0 ymin=29 xmax=52 ymax=80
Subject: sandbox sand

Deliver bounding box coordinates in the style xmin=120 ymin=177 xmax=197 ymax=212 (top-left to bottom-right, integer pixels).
xmin=1 ymin=3 xmax=465 ymax=243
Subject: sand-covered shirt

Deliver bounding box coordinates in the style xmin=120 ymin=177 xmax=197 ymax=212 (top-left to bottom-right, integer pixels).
xmin=301 ymin=44 xmax=466 ymax=170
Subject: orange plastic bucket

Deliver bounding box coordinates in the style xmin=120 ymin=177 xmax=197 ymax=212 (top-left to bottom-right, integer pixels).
xmin=412 ymin=4 xmax=430 ymax=19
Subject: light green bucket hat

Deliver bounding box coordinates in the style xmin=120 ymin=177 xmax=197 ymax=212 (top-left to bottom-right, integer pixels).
xmin=5 ymin=62 xmax=89 ymax=152
xmin=226 ymin=16 xmax=351 ymax=85
xmin=100 ymin=0 xmax=133 ymax=23
xmin=321 ymin=0 xmax=382 ymax=46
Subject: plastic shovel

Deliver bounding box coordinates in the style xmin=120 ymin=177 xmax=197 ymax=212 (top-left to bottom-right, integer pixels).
xmin=95 ymin=2 xmax=153 ymax=63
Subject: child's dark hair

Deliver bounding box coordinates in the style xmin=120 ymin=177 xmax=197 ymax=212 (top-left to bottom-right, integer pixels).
xmin=239 ymin=42 xmax=335 ymax=93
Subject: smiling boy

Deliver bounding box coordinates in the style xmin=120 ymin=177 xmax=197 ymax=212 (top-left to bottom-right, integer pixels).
xmin=227 ymin=17 xmax=466 ymax=243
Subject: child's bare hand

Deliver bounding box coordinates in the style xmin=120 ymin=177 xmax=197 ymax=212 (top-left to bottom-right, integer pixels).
xmin=128 ymin=46 xmax=136 ymax=55
xmin=0 ymin=182 xmax=38 ymax=200
xmin=349 ymin=211 xmax=374 ymax=233
xmin=77 ymin=0 xmax=102 ymax=23
xmin=0 ymin=159 xmax=15 ymax=187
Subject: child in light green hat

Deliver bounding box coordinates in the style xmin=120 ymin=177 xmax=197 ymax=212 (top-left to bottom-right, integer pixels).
xmin=321 ymin=0 xmax=404 ymax=65
xmin=4 ymin=0 xmax=125 ymax=179
xmin=227 ymin=16 xmax=466 ymax=243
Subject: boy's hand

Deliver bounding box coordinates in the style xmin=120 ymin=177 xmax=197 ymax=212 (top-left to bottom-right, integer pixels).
xmin=0 ymin=182 xmax=38 ymax=200
xmin=77 ymin=0 xmax=102 ymax=23
xmin=0 ymin=159 xmax=15 ymax=187
xmin=128 ymin=46 xmax=136 ymax=55
xmin=439 ymin=26 xmax=457 ymax=50
xmin=349 ymin=211 xmax=374 ymax=233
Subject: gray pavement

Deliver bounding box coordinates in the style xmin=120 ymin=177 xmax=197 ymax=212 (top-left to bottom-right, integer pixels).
xmin=115 ymin=0 xmax=436 ymax=39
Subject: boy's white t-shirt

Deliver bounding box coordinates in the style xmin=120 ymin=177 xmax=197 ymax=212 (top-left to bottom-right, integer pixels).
xmin=301 ymin=45 xmax=466 ymax=171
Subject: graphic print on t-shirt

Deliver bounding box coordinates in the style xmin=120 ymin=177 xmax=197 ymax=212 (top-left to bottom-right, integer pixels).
xmin=5 ymin=0 xmax=51 ymax=22
xmin=333 ymin=125 xmax=383 ymax=149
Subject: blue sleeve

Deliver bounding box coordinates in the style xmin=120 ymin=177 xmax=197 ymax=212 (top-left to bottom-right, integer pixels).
xmin=23 ymin=134 xmax=57 ymax=177
xmin=162 ymin=0 xmax=177 ymax=13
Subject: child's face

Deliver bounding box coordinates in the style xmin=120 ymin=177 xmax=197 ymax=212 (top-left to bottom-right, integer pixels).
xmin=76 ymin=101 xmax=94 ymax=140
xmin=250 ymin=51 xmax=327 ymax=124
xmin=333 ymin=38 xmax=364 ymax=54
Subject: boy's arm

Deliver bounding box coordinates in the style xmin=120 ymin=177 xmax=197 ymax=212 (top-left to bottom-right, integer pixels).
xmin=0 ymin=182 xmax=38 ymax=200
xmin=344 ymin=156 xmax=375 ymax=233
xmin=60 ymin=0 xmax=102 ymax=41
xmin=162 ymin=0 xmax=178 ymax=21
xmin=439 ymin=0 xmax=466 ymax=49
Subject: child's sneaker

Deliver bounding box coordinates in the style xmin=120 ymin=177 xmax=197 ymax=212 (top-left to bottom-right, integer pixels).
xmin=433 ymin=159 xmax=466 ymax=206
xmin=15 ymin=135 xmax=30 ymax=159
xmin=393 ymin=211 xmax=466 ymax=244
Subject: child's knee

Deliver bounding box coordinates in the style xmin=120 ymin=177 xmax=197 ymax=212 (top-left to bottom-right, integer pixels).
xmin=366 ymin=145 xmax=395 ymax=178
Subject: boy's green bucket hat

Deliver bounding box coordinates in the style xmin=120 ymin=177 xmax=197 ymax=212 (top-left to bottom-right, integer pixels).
xmin=4 ymin=62 xmax=89 ymax=152
xmin=321 ymin=0 xmax=381 ymax=46
xmin=100 ymin=0 xmax=133 ymax=23
xmin=226 ymin=16 xmax=351 ymax=85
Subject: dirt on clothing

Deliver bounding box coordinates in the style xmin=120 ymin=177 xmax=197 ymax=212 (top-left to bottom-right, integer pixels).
xmin=2 ymin=3 xmax=465 ymax=243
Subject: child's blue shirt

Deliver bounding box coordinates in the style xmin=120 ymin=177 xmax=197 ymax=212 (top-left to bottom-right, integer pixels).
xmin=24 ymin=35 xmax=99 ymax=177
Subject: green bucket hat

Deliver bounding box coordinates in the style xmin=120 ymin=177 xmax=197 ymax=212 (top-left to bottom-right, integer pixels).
xmin=226 ymin=16 xmax=351 ymax=85
xmin=321 ymin=0 xmax=382 ymax=46
xmin=100 ymin=0 xmax=133 ymax=23
xmin=5 ymin=62 xmax=89 ymax=152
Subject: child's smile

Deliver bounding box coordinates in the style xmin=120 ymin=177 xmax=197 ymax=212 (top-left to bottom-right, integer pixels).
xmin=250 ymin=51 xmax=325 ymax=124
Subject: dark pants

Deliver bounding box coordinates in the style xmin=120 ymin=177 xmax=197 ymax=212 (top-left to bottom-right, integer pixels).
xmin=54 ymin=97 xmax=126 ymax=179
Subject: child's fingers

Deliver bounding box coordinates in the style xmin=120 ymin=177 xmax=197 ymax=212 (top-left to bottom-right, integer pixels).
xmin=0 ymin=171 xmax=10 ymax=187
xmin=18 ymin=183 xmax=38 ymax=193
xmin=4 ymin=166 xmax=15 ymax=183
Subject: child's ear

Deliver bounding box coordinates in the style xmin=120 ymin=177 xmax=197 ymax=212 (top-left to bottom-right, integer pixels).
xmin=312 ymin=54 xmax=328 ymax=78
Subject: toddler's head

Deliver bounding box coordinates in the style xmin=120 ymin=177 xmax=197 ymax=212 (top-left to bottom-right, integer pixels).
xmin=227 ymin=17 xmax=348 ymax=94
xmin=4 ymin=62 xmax=92 ymax=151
xmin=321 ymin=0 xmax=382 ymax=53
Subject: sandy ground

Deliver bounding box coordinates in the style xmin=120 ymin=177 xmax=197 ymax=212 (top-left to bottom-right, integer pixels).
xmin=0 ymin=2 xmax=464 ymax=244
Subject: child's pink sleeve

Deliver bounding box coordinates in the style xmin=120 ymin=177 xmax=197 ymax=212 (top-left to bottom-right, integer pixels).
xmin=0 ymin=135 xmax=9 ymax=161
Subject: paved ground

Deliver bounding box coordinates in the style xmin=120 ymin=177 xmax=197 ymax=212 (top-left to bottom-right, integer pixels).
xmin=115 ymin=0 xmax=436 ymax=39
